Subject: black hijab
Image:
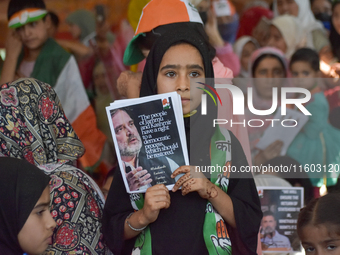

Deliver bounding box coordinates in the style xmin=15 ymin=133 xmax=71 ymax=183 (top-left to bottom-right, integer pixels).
xmin=330 ymin=2 xmax=340 ymax=60
xmin=139 ymin=24 xmax=217 ymax=168
xmin=0 ymin=157 xmax=50 ymax=254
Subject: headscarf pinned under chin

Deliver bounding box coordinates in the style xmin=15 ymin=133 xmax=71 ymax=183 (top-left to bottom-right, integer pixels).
xmin=0 ymin=78 xmax=85 ymax=165
xmin=139 ymin=24 xmax=216 ymax=168
xmin=0 ymin=157 xmax=50 ymax=255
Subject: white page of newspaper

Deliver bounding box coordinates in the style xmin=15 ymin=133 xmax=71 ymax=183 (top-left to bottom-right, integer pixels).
xmin=255 ymin=107 xmax=309 ymax=155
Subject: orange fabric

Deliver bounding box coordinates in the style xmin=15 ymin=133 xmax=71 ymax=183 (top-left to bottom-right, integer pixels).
xmin=127 ymin=0 xmax=151 ymax=31
xmin=136 ymin=0 xmax=192 ymax=34
xmin=227 ymin=0 xmax=236 ymax=15
xmin=72 ymin=105 xmax=107 ymax=168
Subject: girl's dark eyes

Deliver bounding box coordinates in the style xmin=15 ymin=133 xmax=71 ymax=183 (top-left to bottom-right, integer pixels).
xmin=291 ymin=71 xmax=310 ymax=77
xmin=327 ymin=245 xmax=337 ymax=250
xmin=29 ymin=22 xmax=37 ymax=27
xmin=37 ymin=210 xmax=46 ymax=216
xmin=304 ymin=246 xmax=315 ymax=253
xmin=273 ymin=69 xmax=283 ymax=76
xmin=165 ymin=71 xmax=176 ymax=77
xmin=190 ymin=72 xmax=200 ymax=78
xmin=16 ymin=27 xmax=24 ymax=32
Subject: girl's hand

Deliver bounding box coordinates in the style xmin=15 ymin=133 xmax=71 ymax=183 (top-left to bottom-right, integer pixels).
xmin=117 ymin=71 xmax=142 ymax=99
xmin=139 ymin=184 xmax=170 ymax=225
xmin=204 ymin=7 xmax=224 ymax=47
xmin=171 ymin=165 xmax=218 ymax=199
xmin=5 ymin=30 xmax=22 ymax=59
xmin=255 ymin=140 xmax=283 ymax=166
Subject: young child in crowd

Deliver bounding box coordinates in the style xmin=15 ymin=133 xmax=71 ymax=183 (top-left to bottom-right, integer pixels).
xmin=233 ymin=36 xmax=259 ymax=93
xmin=0 ymin=157 xmax=56 ymax=255
xmin=234 ymin=36 xmax=259 ymax=79
xmin=0 ymin=78 xmax=108 ymax=254
xmin=103 ymin=26 xmax=261 ymax=255
xmin=0 ymin=0 xmax=107 ymax=172
xmin=246 ymin=47 xmax=288 ymax=166
xmin=287 ymin=48 xmax=340 ymax=193
xmin=297 ymin=192 xmax=340 ymax=254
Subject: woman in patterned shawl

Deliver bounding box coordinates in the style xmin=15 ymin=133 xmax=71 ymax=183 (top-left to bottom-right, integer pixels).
xmin=0 ymin=78 xmax=108 ymax=254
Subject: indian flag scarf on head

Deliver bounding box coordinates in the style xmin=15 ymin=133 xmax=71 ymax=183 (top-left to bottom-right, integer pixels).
xmin=8 ymin=8 xmax=47 ymax=29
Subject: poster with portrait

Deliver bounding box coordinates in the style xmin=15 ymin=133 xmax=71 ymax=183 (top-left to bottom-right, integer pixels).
xmin=257 ymin=187 xmax=304 ymax=253
xmin=106 ymin=92 xmax=189 ymax=194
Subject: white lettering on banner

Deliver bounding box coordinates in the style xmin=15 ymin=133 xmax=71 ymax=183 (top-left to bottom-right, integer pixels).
xmin=202 ymin=84 xmax=312 ymax=116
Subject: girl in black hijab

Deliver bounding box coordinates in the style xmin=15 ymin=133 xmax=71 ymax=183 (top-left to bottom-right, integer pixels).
xmin=103 ymin=26 xmax=261 ymax=255
xmin=0 ymin=157 xmax=55 ymax=255
xmin=330 ymin=1 xmax=340 ymax=61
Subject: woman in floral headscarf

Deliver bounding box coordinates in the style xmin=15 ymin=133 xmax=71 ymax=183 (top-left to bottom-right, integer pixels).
xmin=0 ymin=78 xmax=108 ymax=254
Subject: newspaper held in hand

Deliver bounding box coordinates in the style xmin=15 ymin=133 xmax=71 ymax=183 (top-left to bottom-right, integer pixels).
xmin=255 ymin=107 xmax=309 ymax=155
xmin=106 ymin=92 xmax=189 ymax=193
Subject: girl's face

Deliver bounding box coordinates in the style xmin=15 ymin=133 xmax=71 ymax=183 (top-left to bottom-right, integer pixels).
xmin=290 ymin=61 xmax=319 ymax=90
xmin=16 ymin=19 xmax=51 ymax=51
xmin=276 ymin=0 xmax=299 ymax=17
xmin=300 ymin=224 xmax=340 ymax=255
xmin=68 ymin=23 xmax=81 ymax=39
xmin=18 ymin=186 xmax=56 ymax=255
xmin=311 ymin=0 xmax=332 ymax=16
xmin=157 ymin=43 xmax=205 ymax=115
xmin=267 ymin=25 xmax=287 ymax=54
xmin=332 ymin=4 xmax=340 ymax=35
xmin=241 ymin=41 xmax=257 ymax=71
xmin=254 ymin=56 xmax=285 ymax=99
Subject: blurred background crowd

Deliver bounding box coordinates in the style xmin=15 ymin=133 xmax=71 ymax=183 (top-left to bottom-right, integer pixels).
xmin=1 ymin=0 xmax=340 ymax=201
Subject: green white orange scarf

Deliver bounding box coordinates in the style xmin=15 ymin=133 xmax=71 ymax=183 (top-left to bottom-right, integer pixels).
xmin=8 ymin=8 xmax=47 ymax=29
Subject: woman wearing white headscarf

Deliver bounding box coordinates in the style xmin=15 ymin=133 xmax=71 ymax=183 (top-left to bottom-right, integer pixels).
xmin=273 ymin=0 xmax=331 ymax=58
xmin=267 ymin=15 xmax=310 ymax=59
